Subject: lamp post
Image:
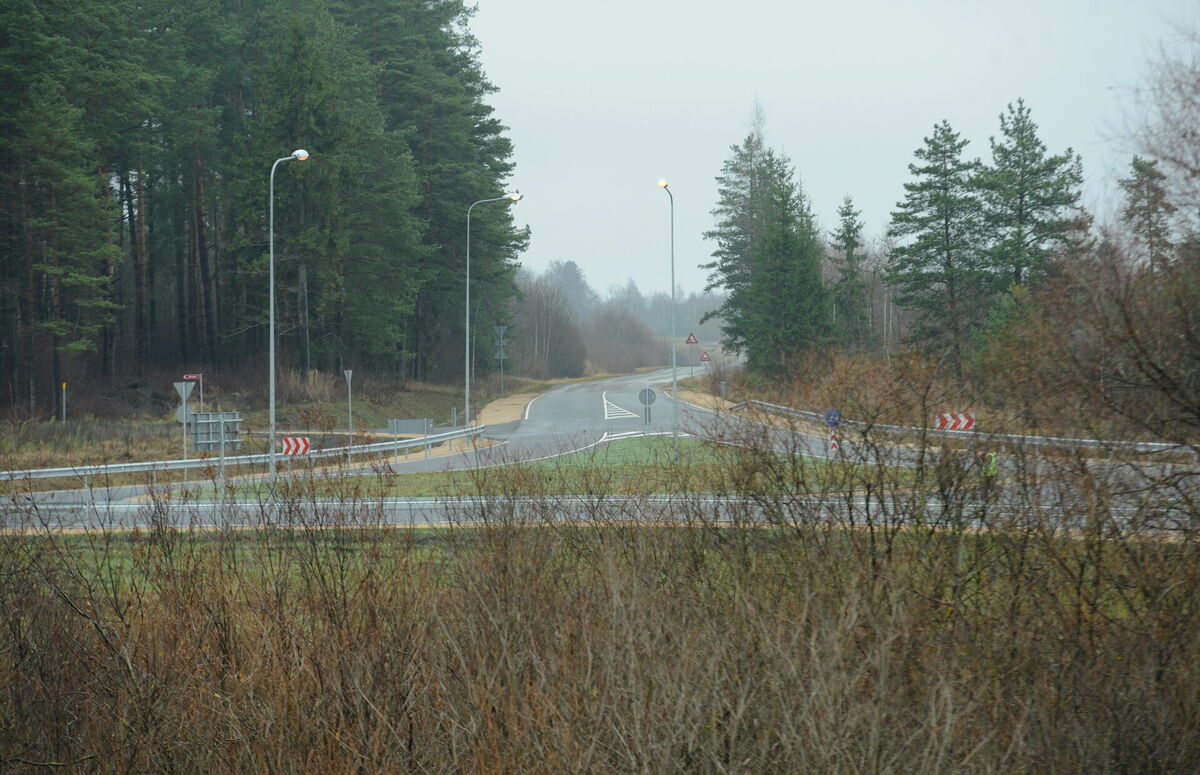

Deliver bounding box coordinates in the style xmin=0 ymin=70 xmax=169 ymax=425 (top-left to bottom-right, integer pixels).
xmin=465 ymin=192 xmax=522 ymax=425
xmin=657 ymin=179 xmax=678 ymax=446
xmin=268 ymin=148 xmax=309 ymax=482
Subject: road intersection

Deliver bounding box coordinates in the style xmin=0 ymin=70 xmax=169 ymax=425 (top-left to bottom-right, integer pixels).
xmin=6 ymin=366 xmax=1191 ymax=533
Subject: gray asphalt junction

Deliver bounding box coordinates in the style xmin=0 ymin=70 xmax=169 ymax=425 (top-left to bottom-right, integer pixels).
xmin=4 ymin=366 xmax=1193 ymax=532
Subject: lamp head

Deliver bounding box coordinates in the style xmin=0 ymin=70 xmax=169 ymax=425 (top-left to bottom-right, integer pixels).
xmin=506 ymin=192 xmax=523 ymax=201
xmin=292 ymin=149 xmax=310 ymax=161
xmin=657 ymin=179 xmax=669 ymax=188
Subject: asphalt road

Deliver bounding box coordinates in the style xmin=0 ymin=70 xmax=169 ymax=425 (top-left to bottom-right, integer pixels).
xmin=4 ymin=367 xmax=809 ymax=528
xmin=5 ymin=366 xmax=1193 ymax=531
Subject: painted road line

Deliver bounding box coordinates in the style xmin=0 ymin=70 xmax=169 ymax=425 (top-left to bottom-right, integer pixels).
xmin=602 ymin=391 xmax=638 ymax=420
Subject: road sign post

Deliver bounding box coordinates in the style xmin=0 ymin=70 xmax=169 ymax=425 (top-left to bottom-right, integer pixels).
xmin=639 ymin=388 xmax=656 ymax=426
xmin=184 ymin=373 xmax=204 ymax=414
xmin=685 ymin=332 xmax=698 ymax=378
xmin=495 ymin=325 xmax=508 ymax=397
xmin=61 ymin=382 xmax=67 ymax=423
xmin=174 ymin=381 xmax=195 ymax=461
xmin=824 ymin=409 xmax=842 ymax=457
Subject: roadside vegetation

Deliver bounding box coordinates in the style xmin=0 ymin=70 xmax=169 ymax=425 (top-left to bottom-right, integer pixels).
xmin=0 ymin=369 xmax=552 ymax=476
xmin=232 ymin=435 xmax=898 ymax=499
xmin=3 ymin=397 xmax=1197 ymax=772
xmin=4 ymin=10 xmax=1199 ymax=773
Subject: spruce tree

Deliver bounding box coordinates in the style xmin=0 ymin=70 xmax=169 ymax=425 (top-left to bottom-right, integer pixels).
xmin=830 ymin=195 xmax=871 ymax=349
xmin=703 ymin=122 xmax=828 ymax=375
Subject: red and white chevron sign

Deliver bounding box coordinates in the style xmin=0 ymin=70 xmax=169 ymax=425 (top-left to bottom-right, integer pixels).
xmin=936 ymin=413 xmax=975 ymax=431
xmin=281 ymin=436 xmax=311 ymax=455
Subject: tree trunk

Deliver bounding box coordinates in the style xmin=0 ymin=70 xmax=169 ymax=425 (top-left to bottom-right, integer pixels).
xmin=135 ymin=160 xmax=149 ymax=365
xmin=194 ymin=164 xmax=216 ymax=364
xmin=176 ymin=236 xmax=189 ymax=362
xmin=299 ymin=261 xmax=310 ymax=372
xmin=22 ymin=186 xmax=36 ymax=415
xmin=48 ymin=192 xmax=62 ymax=418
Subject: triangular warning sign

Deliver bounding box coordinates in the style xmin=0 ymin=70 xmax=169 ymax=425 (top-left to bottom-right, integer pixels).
xmin=699 ymin=351 xmax=711 ymax=362
xmin=685 ymin=332 xmax=698 ymax=344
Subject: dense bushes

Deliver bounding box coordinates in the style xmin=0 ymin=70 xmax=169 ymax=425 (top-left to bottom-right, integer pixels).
xmin=2 ymin=404 xmax=1197 ymax=772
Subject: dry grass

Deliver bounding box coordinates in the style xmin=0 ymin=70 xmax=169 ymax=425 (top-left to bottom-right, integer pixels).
xmin=714 ymin=351 xmax=1166 ymax=442
xmin=2 ymin=405 xmax=1197 ymax=773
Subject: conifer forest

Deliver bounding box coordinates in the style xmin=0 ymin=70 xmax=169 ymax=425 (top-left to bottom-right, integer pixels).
xmin=0 ymin=0 xmax=527 ymax=412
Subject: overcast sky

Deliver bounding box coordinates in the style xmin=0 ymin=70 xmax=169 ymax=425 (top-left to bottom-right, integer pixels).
xmin=470 ymin=0 xmax=1194 ymax=296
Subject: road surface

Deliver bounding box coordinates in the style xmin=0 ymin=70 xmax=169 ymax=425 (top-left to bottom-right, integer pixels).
xmin=4 ymin=366 xmax=1192 ymax=532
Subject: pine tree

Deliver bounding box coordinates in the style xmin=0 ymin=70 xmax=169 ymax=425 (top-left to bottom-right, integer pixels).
xmin=337 ymin=0 xmax=526 ymax=382
xmin=0 ymin=0 xmax=144 ymax=410
xmin=977 ymin=99 xmax=1083 ymax=291
xmin=11 ymin=76 xmax=122 ymax=403
xmin=886 ymin=120 xmax=988 ymax=375
xmin=830 ymin=195 xmax=871 ymax=349
xmin=1119 ymin=156 xmax=1175 ymax=268
xmin=0 ymin=0 xmax=524 ymax=406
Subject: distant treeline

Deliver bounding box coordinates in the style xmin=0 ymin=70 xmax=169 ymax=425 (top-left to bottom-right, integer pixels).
xmin=505 ymin=261 xmax=727 ymax=379
xmin=0 ymin=0 xmax=526 ymax=414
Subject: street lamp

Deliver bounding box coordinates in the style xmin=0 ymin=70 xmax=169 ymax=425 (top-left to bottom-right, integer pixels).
xmin=269 ymin=148 xmax=309 ymax=482
xmin=465 ymin=192 xmax=522 ymax=425
xmin=658 ymin=179 xmax=678 ymax=446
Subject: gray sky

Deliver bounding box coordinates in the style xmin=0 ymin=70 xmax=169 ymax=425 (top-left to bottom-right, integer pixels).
xmin=471 ymin=0 xmax=1194 ymax=295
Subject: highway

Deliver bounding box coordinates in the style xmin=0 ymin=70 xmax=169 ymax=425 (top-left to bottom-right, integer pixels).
xmin=4 ymin=366 xmax=1193 ymax=532
xmin=2 ymin=367 xmax=800 ymax=528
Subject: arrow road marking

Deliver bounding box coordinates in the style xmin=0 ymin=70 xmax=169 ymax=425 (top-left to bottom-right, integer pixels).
xmin=602 ymin=391 xmax=638 ymax=420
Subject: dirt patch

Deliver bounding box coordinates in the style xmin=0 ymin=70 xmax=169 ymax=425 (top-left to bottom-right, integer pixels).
xmin=673 ymin=389 xmax=737 ymax=413
xmin=476 ymin=393 xmax=538 ymax=425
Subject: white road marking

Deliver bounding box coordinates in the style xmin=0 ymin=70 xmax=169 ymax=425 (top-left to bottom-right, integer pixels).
xmin=603 ymin=430 xmax=685 ymax=441
xmin=602 ymin=391 xmax=638 ymax=420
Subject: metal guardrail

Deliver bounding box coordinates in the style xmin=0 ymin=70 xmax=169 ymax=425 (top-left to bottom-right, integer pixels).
xmin=729 ymin=400 xmax=1191 ymax=456
xmin=0 ymin=426 xmax=486 ymax=482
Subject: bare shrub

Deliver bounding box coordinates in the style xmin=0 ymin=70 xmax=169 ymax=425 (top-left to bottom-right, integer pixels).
xmin=1 ymin=411 xmax=1198 ymax=772
xmin=280 ymin=368 xmax=338 ymax=404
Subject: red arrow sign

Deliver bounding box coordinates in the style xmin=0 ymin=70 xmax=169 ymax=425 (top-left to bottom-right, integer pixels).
xmin=685 ymin=332 xmax=698 ymax=344
xmin=182 ymin=373 xmax=202 ymax=380
xmin=699 ymin=351 xmax=712 ymax=362
xmin=281 ymin=436 xmax=311 ymax=455
xmin=936 ymin=413 xmax=975 ymax=431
